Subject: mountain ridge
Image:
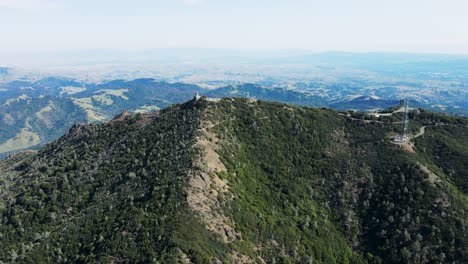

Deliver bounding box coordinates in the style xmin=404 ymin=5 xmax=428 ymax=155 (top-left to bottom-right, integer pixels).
xmin=0 ymin=97 xmax=466 ymax=263
xmin=4 ymin=77 xmax=463 ymax=157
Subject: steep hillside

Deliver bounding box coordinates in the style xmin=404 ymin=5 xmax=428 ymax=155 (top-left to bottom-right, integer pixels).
xmin=0 ymin=99 xmax=223 ymax=263
xmin=0 ymin=96 xmax=87 ymax=155
xmin=0 ymin=98 xmax=466 ymax=263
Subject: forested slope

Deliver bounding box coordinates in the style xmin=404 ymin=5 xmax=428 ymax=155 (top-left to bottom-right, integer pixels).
xmin=0 ymin=97 xmax=466 ymax=263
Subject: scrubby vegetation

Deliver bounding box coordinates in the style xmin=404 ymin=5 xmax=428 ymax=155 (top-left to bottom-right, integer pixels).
xmin=0 ymin=97 xmax=466 ymax=263
xmin=0 ymin=99 xmax=229 ymax=263
xmin=207 ymin=98 xmax=467 ymax=263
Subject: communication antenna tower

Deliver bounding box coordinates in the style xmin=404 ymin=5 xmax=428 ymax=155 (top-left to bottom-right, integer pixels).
xmin=400 ymin=99 xmax=409 ymax=141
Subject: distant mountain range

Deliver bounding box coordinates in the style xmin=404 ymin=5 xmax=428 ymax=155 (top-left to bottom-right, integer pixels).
xmin=328 ymin=96 xmax=424 ymax=111
xmin=0 ymin=67 xmax=10 ymax=75
xmin=0 ymin=77 xmax=465 ymax=157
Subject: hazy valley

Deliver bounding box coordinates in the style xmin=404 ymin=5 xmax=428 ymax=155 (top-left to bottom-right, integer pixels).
xmin=1 ymin=53 xmax=468 ymax=157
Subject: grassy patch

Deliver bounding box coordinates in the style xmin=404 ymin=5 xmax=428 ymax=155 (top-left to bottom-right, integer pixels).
xmin=0 ymin=128 xmax=40 ymax=153
xmin=133 ymin=105 xmax=160 ymax=113
xmin=59 ymin=86 xmax=87 ymax=96
xmin=94 ymin=89 xmax=129 ymax=99
xmin=72 ymin=98 xmax=107 ymax=122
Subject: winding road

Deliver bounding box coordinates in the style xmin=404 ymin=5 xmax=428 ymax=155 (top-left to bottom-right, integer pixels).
xmin=412 ymin=126 xmax=426 ymax=139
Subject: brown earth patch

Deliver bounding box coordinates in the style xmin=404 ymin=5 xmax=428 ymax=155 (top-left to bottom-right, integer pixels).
xmin=110 ymin=110 xmax=130 ymax=123
xmin=187 ymin=118 xmax=260 ymax=263
xmin=418 ymin=163 xmax=442 ymax=185
xmin=187 ymin=121 xmax=238 ymax=243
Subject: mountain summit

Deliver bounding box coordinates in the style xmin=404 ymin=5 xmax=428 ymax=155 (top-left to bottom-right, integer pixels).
xmin=0 ymin=97 xmax=466 ymax=263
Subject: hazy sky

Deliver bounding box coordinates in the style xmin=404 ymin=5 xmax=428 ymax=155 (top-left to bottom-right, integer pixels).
xmin=1 ymin=0 xmax=467 ymax=54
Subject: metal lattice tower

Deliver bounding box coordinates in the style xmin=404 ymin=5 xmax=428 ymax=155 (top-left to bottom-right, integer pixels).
xmin=400 ymin=99 xmax=409 ymax=141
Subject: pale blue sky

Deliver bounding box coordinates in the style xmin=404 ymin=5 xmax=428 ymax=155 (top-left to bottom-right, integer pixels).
xmin=0 ymin=0 xmax=467 ymax=54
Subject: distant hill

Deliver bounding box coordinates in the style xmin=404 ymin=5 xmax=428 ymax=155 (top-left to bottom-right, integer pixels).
xmin=0 ymin=79 xmax=206 ymax=156
xmin=0 ymin=98 xmax=466 ymax=263
xmin=328 ymin=95 xmax=401 ymax=111
xmin=0 ymin=96 xmax=87 ymax=156
xmin=0 ymin=77 xmax=465 ymax=156
xmin=204 ymin=83 xmax=327 ymax=107
xmin=0 ymin=67 xmax=10 ymax=75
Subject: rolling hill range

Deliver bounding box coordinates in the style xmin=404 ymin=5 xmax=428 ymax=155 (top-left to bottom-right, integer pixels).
xmin=0 ymin=97 xmax=466 ymax=263
xmin=204 ymin=83 xmax=327 ymax=107
xmin=0 ymin=96 xmax=87 ymax=154
xmin=0 ymin=79 xmax=207 ymax=157
xmin=0 ymin=77 xmax=466 ymax=157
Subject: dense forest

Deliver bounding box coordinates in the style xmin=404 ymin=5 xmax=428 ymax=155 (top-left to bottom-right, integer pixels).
xmin=0 ymin=97 xmax=466 ymax=263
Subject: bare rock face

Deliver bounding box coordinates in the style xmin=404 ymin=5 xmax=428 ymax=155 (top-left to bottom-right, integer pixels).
xmin=66 ymin=123 xmax=88 ymax=138
xmin=187 ymin=123 xmax=237 ymax=243
xmin=111 ymin=110 xmax=130 ymax=123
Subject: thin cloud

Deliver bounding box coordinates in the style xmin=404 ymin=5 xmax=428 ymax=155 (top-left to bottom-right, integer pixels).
xmin=183 ymin=0 xmax=206 ymax=6
xmin=0 ymin=0 xmax=61 ymax=9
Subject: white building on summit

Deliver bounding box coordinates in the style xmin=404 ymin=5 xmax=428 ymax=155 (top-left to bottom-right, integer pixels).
xmin=194 ymin=91 xmax=201 ymax=101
